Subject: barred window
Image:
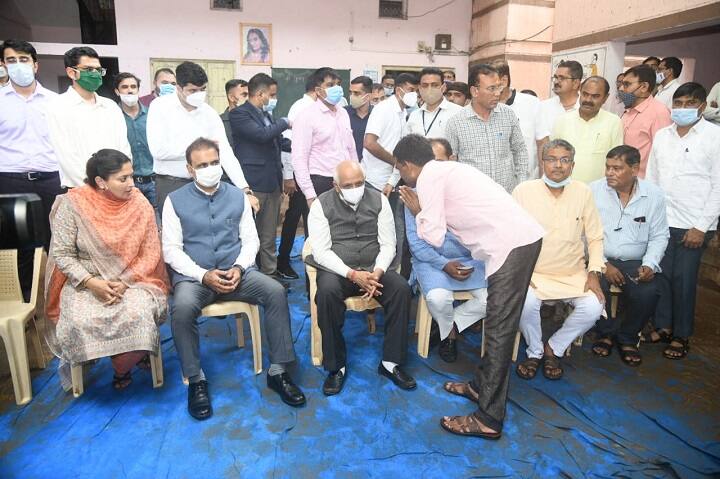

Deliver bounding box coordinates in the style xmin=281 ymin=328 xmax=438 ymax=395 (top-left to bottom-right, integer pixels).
xmin=379 ymin=0 xmax=407 ymax=19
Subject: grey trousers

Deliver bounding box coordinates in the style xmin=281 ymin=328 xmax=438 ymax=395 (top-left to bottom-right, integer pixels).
xmin=254 ymin=189 xmax=282 ymax=275
xmin=156 ymin=174 xmax=192 ymax=217
xmin=170 ymin=270 xmax=297 ymax=379
xmin=471 ymin=239 xmax=542 ymax=432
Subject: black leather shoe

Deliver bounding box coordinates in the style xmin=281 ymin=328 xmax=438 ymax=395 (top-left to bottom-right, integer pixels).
xmin=188 ymin=380 xmax=212 ymax=420
xmin=322 ymin=369 xmax=346 ymax=396
xmin=267 ymin=372 xmax=306 ymax=407
xmin=439 ymin=338 xmax=458 ymax=363
xmin=277 ymin=264 xmax=299 ymax=280
xmin=378 ymin=363 xmax=416 ymax=390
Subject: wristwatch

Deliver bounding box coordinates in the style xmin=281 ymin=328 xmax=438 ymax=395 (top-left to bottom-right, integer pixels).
xmin=233 ymin=265 xmax=246 ymax=276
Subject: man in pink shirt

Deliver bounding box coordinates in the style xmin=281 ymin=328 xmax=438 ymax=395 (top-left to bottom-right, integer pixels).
xmin=394 ymin=134 xmax=544 ymax=440
xmin=291 ymin=68 xmax=358 ymax=207
xmin=619 ymin=64 xmax=672 ymax=177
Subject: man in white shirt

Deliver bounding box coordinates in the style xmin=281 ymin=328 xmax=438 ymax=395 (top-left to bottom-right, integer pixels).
xmin=308 ymin=160 xmax=415 ymax=396
xmin=46 ymin=46 xmax=131 ymax=188
xmin=406 ymin=67 xmax=462 ymax=140
xmin=493 ymin=60 xmax=547 ymax=179
xmin=702 ymin=80 xmax=720 ymax=124
xmin=540 ymin=60 xmax=582 ymax=138
xmin=146 ymin=61 xmax=253 ymax=215
xmin=646 ymin=82 xmax=720 ymax=361
xmin=162 ymin=138 xmax=305 ymax=420
xmin=654 ymin=57 xmax=683 ymax=109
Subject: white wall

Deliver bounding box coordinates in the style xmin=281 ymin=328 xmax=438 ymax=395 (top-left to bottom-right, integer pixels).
xmin=28 ymin=0 xmax=471 ymax=95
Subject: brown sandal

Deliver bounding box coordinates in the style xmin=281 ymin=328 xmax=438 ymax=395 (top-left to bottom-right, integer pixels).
xmin=542 ymin=355 xmax=563 ymax=380
xmin=443 ymin=381 xmax=479 ymax=403
xmin=516 ymin=357 xmax=541 ymax=380
xmin=440 ymin=414 xmax=501 ymax=440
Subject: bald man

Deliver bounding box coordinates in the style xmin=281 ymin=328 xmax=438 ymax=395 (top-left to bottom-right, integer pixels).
xmin=307 ymin=161 xmax=415 ymax=396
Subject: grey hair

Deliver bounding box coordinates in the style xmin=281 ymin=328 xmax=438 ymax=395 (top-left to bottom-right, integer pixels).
xmin=542 ymin=138 xmax=575 ymax=160
xmin=333 ymin=160 xmax=365 ymax=183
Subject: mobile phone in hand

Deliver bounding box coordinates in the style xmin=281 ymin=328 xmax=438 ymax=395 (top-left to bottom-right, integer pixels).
xmin=456 ymin=265 xmax=474 ymax=272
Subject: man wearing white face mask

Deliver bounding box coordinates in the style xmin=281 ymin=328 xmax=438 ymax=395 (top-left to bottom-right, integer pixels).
xmin=147 ymin=61 xmax=253 ymax=216
xmin=406 ymin=67 xmax=462 ymax=140
xmin=114 ymin=72 xmax=157 ymax=213
xmin=307 ymin=160 xmax=415 ymax=396
xmin=163 ymin=138 xmax=306 ymax=420
xmin=345 ymin=75 xmax=374 ymax=160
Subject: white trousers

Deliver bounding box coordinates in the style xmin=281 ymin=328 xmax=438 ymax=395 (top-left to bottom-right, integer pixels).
xmin=519 ymin=287 xmax=603 ymax=358
xmin=425 ymin=288 xmax=488 ymax=340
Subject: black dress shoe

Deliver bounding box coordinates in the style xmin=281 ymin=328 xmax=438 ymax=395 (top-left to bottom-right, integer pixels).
xmin=267 ymin=372 xmax=306 ymax=407
xmin=322 ymin=369 xmax=346 ymax=396
xmin=277 ymin=264 xmax=299 ymax=280
xmin=439 ymin=338 xmax=458 ymax=363
xmin=377 ymin=363 xmax=416 ymax=390
xmin=188 ymin=380 xmax=212 ymax=420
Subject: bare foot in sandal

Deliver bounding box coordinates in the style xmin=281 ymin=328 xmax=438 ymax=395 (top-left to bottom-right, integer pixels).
xmin=516 ymin=357 xmax=541 ymax=380
xmin=443 ymin=381 xmax=479 ymax=402
xmin=440 ymin=414 xmax=501 ymax=439
xmin=542 ymin=343 xmax=563 ymax=380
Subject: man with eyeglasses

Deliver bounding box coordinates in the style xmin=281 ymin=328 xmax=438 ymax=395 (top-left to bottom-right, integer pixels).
xmin=445 ymin=64 xmax=528 ymax=193
xmin=46 ymin=46 xmax=131 ymax=189
xmin=513 ymin=139 xmax=604 ymax=382
xmin=617 ymin=64 xmax=671 ymax=177
xmin=540 ymin=60 xmax=583 ymax=137
xmin=589 ymin=145 xmax=668 ymax=367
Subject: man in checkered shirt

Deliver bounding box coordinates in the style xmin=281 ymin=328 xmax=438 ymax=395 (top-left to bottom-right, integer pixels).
xmin=445 ymin=64 xmax=529 ymax=193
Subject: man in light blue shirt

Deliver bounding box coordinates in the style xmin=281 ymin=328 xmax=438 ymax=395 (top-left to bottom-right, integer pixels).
xmin=590 ymin=145 xmax=669 ymax=366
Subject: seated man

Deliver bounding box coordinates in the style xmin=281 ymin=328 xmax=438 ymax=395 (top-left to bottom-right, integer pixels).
xmin=590 ymin=145 xmax=669 ymax=366
xmin=307 ymin=160 xmax=415 ymax=395
xmin=405 ymin=205 xmax=487 ymax=363
xmin=162 ymin=138 xmax=305 ymax=420
xmin=513 ymin=139 xmax=605 ymax=380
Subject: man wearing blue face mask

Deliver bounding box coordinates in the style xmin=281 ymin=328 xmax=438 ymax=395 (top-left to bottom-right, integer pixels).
xmin=230 ymin=73 xmax=291 ymax=279
xmin=139 ymin=68 xmax=176 ymax=108
xmin=645 ymin=82 xmax=720 ymax=361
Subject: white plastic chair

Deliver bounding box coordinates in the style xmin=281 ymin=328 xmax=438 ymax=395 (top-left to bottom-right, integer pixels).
xmin=0 ymin=247 xmax=46 ymax=405
xmin=201 ymin=301 xmax=263 ymax=374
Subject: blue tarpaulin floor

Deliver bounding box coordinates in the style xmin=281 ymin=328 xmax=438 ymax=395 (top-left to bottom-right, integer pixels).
xmin=1 ymin=237 xmax=719 ymax=478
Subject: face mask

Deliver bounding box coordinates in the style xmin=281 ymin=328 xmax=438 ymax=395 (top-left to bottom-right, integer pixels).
xmin=194 ymin=164 xmax=223 ymax=188
xmin=349 ymin=93 xmax=369 ymax=109
xmin=421 ymin=87 xmax=443 ymax=105
xmin=656 ymin=72 xmax=665 ymax=84
xmin=120 ymin=94 xmax=139 ymax=107
xmin=618 ymin=89 xmax=638 ymax=108
xmin=185 ymin=90 xmax=207 ymax=108
xmin=158 ymin=83 xmax=175 ymax=96
xmin=263 ymin=97 xmax=277 ymax=112
xmin=542 ymin=175 xmax=571 ymax=189
xmin=75 ymin=69 xmax=103 ymax=92
xmin=7 ymin=63 xmax=35 ymax=87
xmin=340 ymin=185 xmax=365 ymax=206
xmin=323 ymin=85 xmax=344 ymax=105
xmin=671 ymin=108 xmax=699 ymax=127
xmin=401 ymin=90 xmax=418 ymax=108
xmin=0 ymin=65 xmax=6 ymax=78
xmin=384 ymin=86 xmax=394 ymax=97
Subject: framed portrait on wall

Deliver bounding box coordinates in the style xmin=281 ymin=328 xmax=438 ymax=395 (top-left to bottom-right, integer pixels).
xmin=240 ymin=23 xmax=272 ymax=65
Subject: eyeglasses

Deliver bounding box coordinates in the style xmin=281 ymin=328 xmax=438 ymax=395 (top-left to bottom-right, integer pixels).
xmin=73 ymin=66 xmax=107 ymax=76
xmin=542 ymin=157 xmax=573 ymax=165
xmin=472 ymin=85 xmax=503 ymax=94
xmin=552 ymin=75 xmax=579 ymax=82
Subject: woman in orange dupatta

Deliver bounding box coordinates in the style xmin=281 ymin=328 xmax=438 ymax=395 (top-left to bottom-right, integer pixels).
xmin=45 ymin=149 xmax=169 ymax=390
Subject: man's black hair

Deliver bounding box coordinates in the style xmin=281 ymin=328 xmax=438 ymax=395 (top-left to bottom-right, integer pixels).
xmin=393 ymin=134 xmax=435 ymax=167
xmin=113 ymin=72 xmax=140 ymax=90
xmin=225 ymin=78 xmax=248 ymax=95
xmin=419 ymin=67 xmax=444 ymax=83
xmin=606 ymin=145 xmax=641 ymax=167
xmin=395 ymin=72 xmax=419 ymax=88
xmin=2 ymin=39 xmax=38 ymax=62
xmin=247 ymin=73 xmax=277 ymax=96
xmin=673 ymin=82 xmax=707 ymax=103
xmin=350 ymin=75 xmax=373 ymax=94
xmin=176 ymin=61 xmax=208 ymax=88
xmin=153 ymin=67 xmax=174 ymax=80
xmin=624 ymin=64 xmax=656 ymax=91
xmin=660 ymin=57 xmax=683 ymax=79
xmin=64 ymin=46 xmax=99 ymax=68
xmin=468 ymin=64 xmax=498 ymax=87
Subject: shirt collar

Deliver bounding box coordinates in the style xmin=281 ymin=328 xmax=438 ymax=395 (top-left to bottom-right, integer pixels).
xmin=463 ymin=102 xmax=498 ymax=120
xmin=121 ymin=102 xmax=147 ymax=118
xmin=629 ymin=95 xmax=655 ymax=113
xmin=659 ymin=78 xmax=679 ymax=92
xmin=2 ymin=81 xmax=50 ymax=99
xmin=670 ymin=116 xmax=707 ymax=136
xmin=65 ymin=84 xmax=104 ymax=106
xmin=602 ymin=177 xmax=648 ymax=200
xmin=420 ymin=98 xmax=452 ymax=113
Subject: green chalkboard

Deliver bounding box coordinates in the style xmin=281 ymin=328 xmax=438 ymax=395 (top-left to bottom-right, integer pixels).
xmin=271 ymin=67 xmax=351 ymax=119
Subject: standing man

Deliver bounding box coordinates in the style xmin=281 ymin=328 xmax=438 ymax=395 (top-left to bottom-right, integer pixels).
xmin=618 ymin=64 xmax=672 ymax=177
xmin=590 ymin=145 xmax=668 ymax=367
xmin=230 ymin=73 xmax=290 ymax=278
xmin=642 ymin=56 xmax=661 ymax=71
xmin=654 ymin=57 xmax=683 ymax=109
xmin=445 ymin=64 xmax=528 ymax=193
xmin=552 ymin=76 xmax=623 ymax=183
xmin=146 ymin=61 xmax=252 ymax=215
xmin=381 ymin=74 xmax=395 ymax=98
xmin=114 ymin=72 xmax=157 ymax=210
xmin=46 ymin=46 xmax=131 ymax=189
xmin=220 ymin=78 xmax=248 ymax=147
xmin=606 ymin=73 xmax=627 ymax=117
xmin=0 ymin=39 xmax=61 ymax=296
xmin=371 ymin=83 xmax=385 ymax=105
xmin=443 ymin=70 xmax=456 ymax=83
xmin=406 ymin=67 xmax=462 ymax=139
xmin=291 ymin=68 xmax=357 ymax=207
xmin=540 ymin=60 xmax=582 ymax=135
xmin=646 ymin=82 xmax=720 ymax=360
xmin=363 ymin=72 xmax=419 ymax=272
xmin=345 ymin=75 xmax=373 ymax=160
xmin=139 ymin=68 xmax=176 ymax=107
xmin=445 ymin=82 xmax=470 ymax=106
xmin=493 ymin=60 xmax=547 ymax=179
xmin=394 ymin=134 xmax=544 ymax=440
